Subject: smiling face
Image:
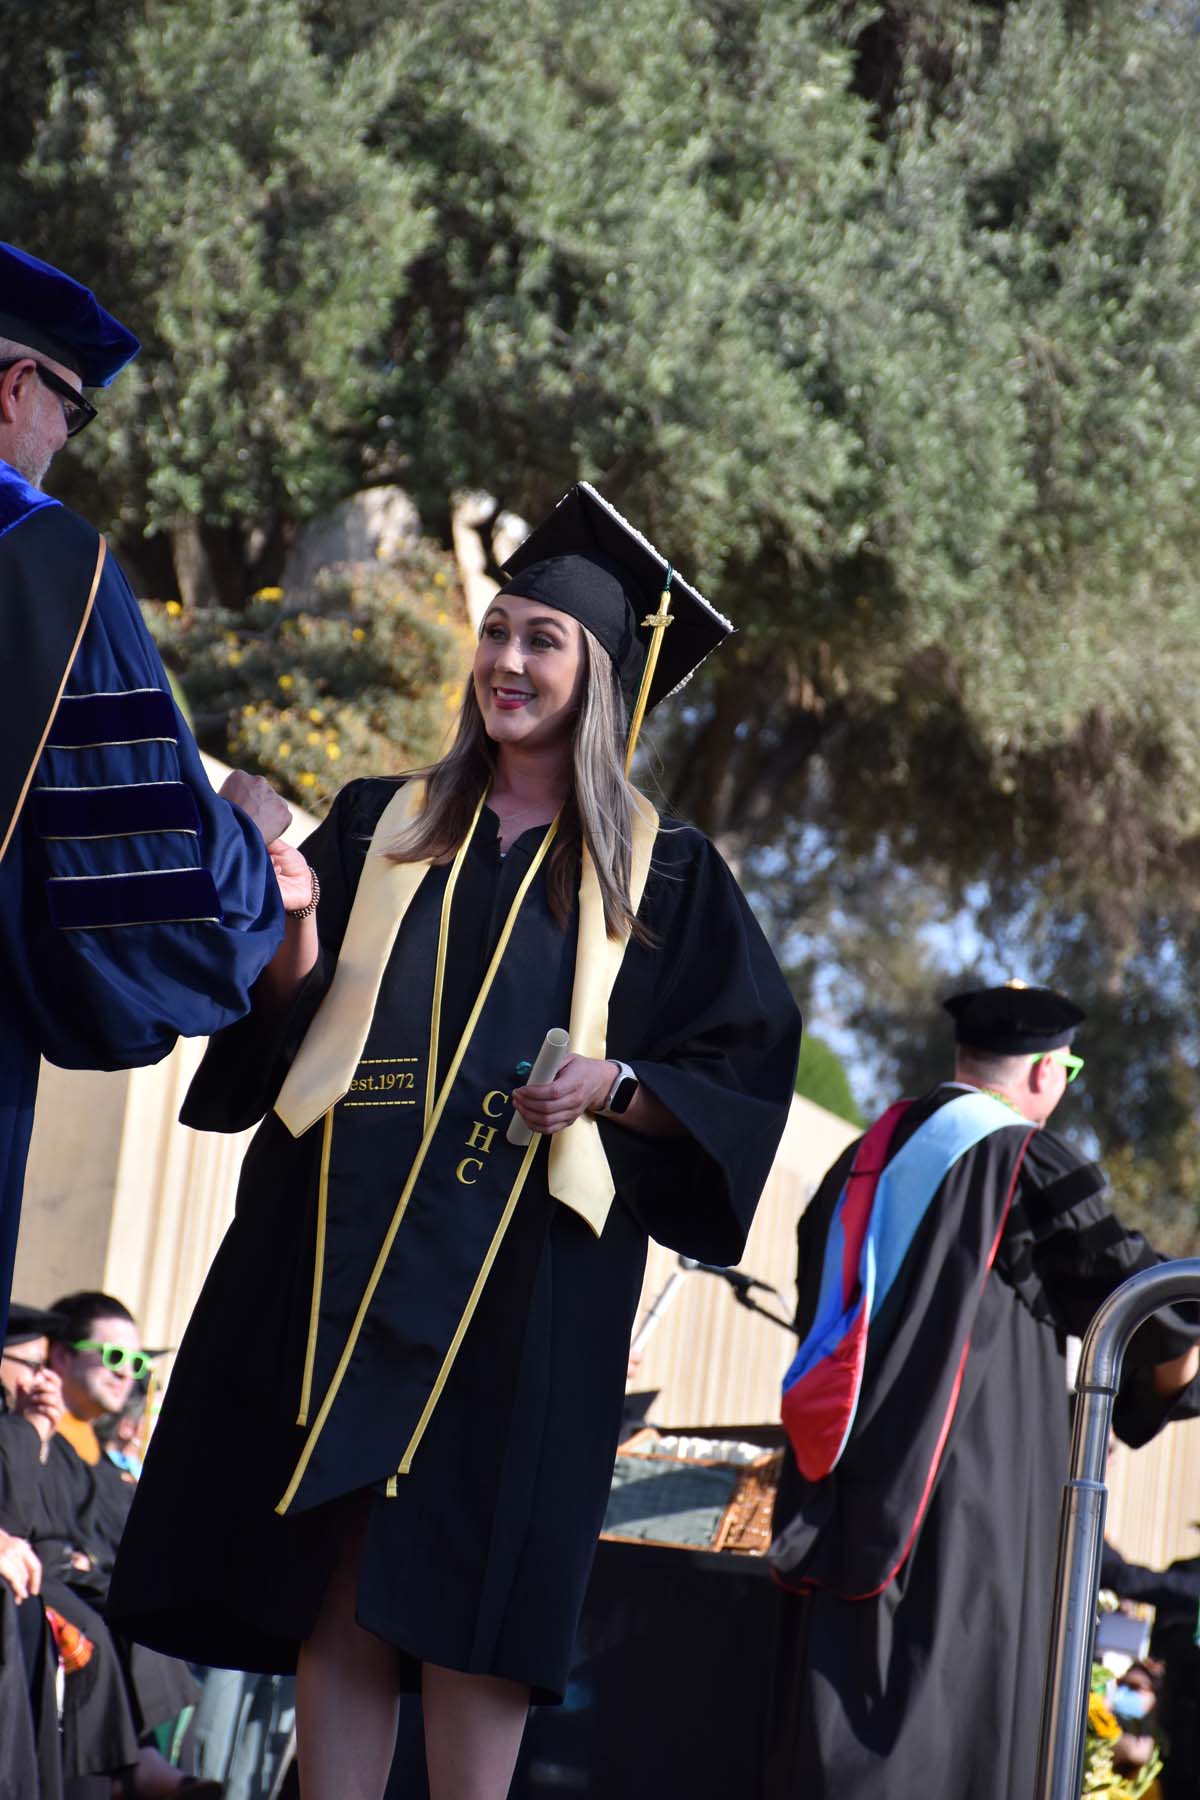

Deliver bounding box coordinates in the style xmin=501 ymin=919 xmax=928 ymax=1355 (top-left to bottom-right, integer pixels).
xmin=473 ymin=595 xmax=586 ymax=754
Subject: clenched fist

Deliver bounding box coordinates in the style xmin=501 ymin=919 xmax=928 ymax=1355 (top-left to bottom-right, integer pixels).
xmin=220 ymin=769 xmax=293 ymax=845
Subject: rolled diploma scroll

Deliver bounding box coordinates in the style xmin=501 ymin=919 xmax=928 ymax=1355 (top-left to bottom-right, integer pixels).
xmin=506 ymin=1027 xmax=571 ymax=1146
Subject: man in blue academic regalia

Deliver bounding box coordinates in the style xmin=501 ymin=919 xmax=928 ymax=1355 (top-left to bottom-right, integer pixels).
xmin=0 ymin=243 xmax=290 ymax=1340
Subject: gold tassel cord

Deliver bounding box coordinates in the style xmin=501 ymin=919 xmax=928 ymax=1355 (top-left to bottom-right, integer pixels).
xmin=426 ymin=787 xmax=487 ymax=1130
xmin=388 ymin=1128 xmax=543 ymax=1490
xmin=296 ymin=1110 xmax=335 ymax=1426
xmin=623 ymin=573 xmax=675 ymax=776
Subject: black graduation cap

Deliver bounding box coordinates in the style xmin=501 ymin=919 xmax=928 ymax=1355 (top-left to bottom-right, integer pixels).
xmin=4 ymin=1302 xmax=70 ymax=1346
xmin=943 ymin=980 xmax=1086 ymax=1055
xmin=0 ymin=242 xmax=140 ymax=387
xmin=497 ymin=484 xmax=733 ymax=728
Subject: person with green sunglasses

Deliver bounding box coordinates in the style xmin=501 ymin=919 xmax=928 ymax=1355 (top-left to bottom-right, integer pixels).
xmin=68 ymin=1339 xmax=154 ymax=1381
xmin=1043 ymin=1046 xmax=1085 ymax=1084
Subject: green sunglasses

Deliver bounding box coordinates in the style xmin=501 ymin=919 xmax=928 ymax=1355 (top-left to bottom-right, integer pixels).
xmin=70 ymin=1340 xmax=153 ymax=1379
xmin=1041 ymin=1048 xmax=1085 ymax=1084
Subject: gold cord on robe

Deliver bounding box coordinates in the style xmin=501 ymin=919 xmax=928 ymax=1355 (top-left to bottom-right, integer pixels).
xmin=274 ymin=784 xmax=659 ymax=1236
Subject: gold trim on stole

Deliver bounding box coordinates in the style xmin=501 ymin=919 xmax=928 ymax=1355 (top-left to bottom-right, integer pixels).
xmin=1 ymin=535 xmax=105 ymax=865
xmin=296 ymin=1110 xmax=335 ymax=1427
xmin=274 ymin=781 xmax=426 ymax=1138
xmin=425 ymin=790 xmax=485 ymax=1129
xmin=545 ymin=790 xmax=659 ymax=1235
xmin=276 ymin=812 xmax=560 ymax=1515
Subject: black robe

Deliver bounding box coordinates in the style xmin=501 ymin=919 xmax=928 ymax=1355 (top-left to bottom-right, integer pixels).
xmin=767 ymin=1082 xmax=1200 ymax=1800
xmin=0 ymin=1412 xmax=198 ymax=1783
xmin=110 ymin=778 xmax=801 ymax=1701
xmin=0 ymin=1412 xmax=60 ymax=1800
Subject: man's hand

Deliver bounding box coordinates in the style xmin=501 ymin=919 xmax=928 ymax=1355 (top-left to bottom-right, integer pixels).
xmin=219 ymin=769 xmax=293 ymax=845
xmin=0 ymin=1531 xmax=41 ymax=1604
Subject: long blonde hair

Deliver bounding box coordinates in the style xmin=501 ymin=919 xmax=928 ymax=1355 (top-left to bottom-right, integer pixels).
xmin=382 ymin=626 xmax=648 ymax=941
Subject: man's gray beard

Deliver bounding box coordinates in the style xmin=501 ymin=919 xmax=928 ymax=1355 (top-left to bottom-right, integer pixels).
xmin=7 ymin=425 xmax=50 ymax=488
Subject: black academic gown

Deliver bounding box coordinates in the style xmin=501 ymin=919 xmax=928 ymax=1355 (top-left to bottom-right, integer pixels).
xmin=0 ymin=1417 xmax=197 ymax=1781
xmin=767 ymin=1083 xmax=1200 ymax=1800
xmin=0 ymin=1411 xmax=61 ymax=1799
xmin=110 ymin=778 xmax=801 ymax=1701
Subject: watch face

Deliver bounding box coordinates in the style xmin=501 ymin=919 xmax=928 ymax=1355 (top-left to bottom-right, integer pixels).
xmin=609 ymin=1073 xmax=638 ymax=1115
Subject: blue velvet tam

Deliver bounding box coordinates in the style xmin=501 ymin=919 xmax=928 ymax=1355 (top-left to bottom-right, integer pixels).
xmin=0 ymin=242 xmax=140 ymax=387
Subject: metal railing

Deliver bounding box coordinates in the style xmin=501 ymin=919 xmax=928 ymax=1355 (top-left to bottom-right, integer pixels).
xmin=1037 ymin=1258 xmax=1200 ymax=1800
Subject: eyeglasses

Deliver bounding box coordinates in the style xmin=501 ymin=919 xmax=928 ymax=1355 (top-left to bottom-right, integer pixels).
xmin=1042 ymin=1048 xmax=1085 ymax=1084
xmin=70 ymin=1340 xmax=152 ymax=1379
xmin=1 ymin=1352 xmax=48 ymax=1373
xmin=0 ymin=358 xmax=97 ymax=437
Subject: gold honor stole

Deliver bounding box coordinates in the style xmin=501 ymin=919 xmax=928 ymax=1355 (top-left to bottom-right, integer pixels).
xmin=272 ymin=784 xmax=658 ymax=1513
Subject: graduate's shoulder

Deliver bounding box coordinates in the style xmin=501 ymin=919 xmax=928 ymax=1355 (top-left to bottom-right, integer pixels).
xmin=324 ymin=773 xmax=411 ymax=845
xmin=645 ymin=810 xmax=736 ymax=895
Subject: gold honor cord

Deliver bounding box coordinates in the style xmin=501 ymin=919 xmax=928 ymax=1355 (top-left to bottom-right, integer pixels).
xmin=426 ymin=788 xmax=488 ymax=1131
xmin=623 ymin=571 xmax=674 ymax=777
xmin=296 ymin=1111 xmax=336 ymax=1427
xmin=388 ymin=1127 xmax=542 ymax=1491
xmin=276 ymin=811 xmax=561 ymax=1516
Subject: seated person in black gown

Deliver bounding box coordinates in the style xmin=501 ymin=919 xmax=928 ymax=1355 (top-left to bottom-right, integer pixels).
xmin=0 ymin=1302 xmax=62 ymax=1797
xmin=40 ymin=1292 xmax=220 ymax=1798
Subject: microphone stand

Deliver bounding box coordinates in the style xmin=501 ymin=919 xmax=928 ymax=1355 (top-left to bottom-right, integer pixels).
xmin=677 ymin=1256 xmax=796 ymax=1334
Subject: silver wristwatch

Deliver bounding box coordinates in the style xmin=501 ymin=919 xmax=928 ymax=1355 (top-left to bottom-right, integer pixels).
xmin=598 ymin=1060 xmax=639 ymax=1117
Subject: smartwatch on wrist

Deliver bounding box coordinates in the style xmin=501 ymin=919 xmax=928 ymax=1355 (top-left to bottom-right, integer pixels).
xmin=599 ymin=1061 xmax=639 ymax=1117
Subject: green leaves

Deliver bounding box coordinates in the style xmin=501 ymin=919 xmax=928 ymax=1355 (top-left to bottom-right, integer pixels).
xmin=12 ymin=0 xmax=428 ymax=541
xmin=142 ymin=543 xmax=471 ymax=814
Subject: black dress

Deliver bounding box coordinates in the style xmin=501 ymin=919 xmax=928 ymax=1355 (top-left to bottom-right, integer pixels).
xmin=767 ymin=1083 xmax=1200 ymax=1800
xmin=110 ymin=779 xmax=801 ymax=1702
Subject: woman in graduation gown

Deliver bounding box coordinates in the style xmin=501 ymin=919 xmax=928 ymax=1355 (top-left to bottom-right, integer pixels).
xmin=110 ymin=485 xmax=802 ymax=1800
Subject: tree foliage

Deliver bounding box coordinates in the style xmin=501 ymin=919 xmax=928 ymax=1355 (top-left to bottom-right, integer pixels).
xmin=1 ymin=0 xmax=427 ymax=600
xmin=795 ymin=1034 xmax=865 ymax=1126
xmin=7 ymin=0 xmax=1200 ymax=1241
xmin=142 ymin=547 xmax=472 ymax=814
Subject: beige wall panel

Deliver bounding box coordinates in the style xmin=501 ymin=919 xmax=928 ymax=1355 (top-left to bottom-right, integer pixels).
xmin=1106 ymin=1426 xmax=1200 ymax=1571
xmin=632 ymin=1096 xmax=858 ymax=1429
xmin=16 ymin=1064 xmax=131 ymax=1304
xmin=104 ymin=1036 xmax=256 ymax=1359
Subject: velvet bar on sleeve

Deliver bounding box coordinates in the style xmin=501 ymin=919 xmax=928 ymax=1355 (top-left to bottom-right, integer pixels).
xmin=2 ymin=522 xmax=284 ymax=1070
xmin=0 ymin=471 xmax=285 ymax=1337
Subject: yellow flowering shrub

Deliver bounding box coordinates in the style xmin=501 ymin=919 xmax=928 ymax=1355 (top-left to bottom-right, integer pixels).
xmin=142 ymin=540 xmax=473 ymax=813
xmin=1083 ymin=1667 xmax=1164 ymax=1799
